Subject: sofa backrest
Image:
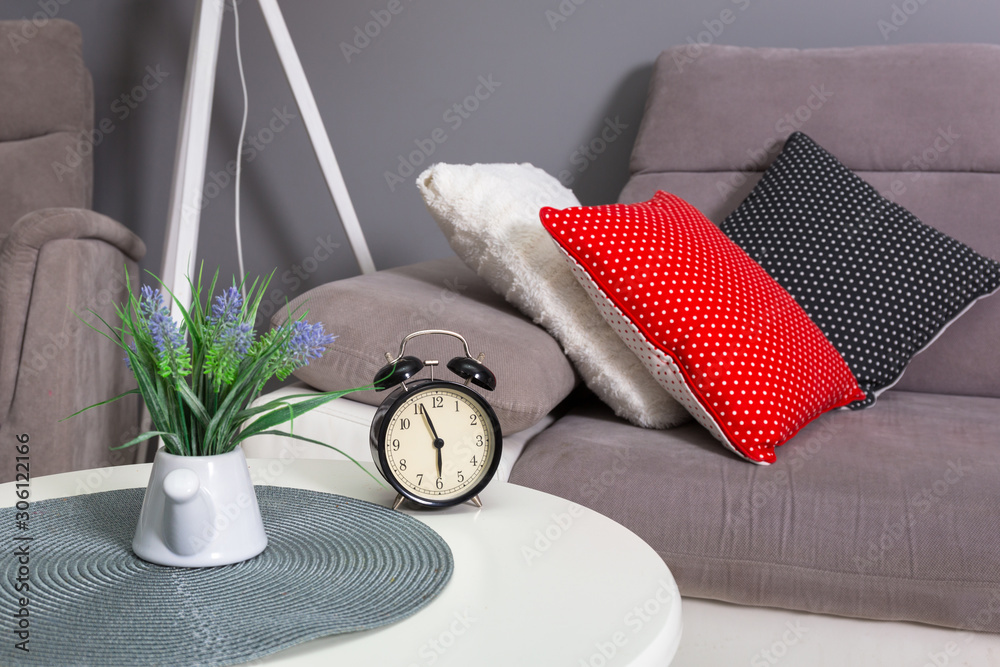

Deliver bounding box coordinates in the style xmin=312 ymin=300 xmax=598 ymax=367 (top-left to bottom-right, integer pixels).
xmin=620 ymin=43 xmax=1000 ymax=399
xmin=0 ymin=20 xmax=92 ymax=243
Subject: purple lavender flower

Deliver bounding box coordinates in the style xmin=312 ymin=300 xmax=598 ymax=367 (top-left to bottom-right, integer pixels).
xmin=136 ymin=283 xmax=191 ymax=377
xmin=148 ymin=311 xmax=185 ymax=356
xmin=274 ymin=321 xmax=336 ymax=380
xmin=205 ymin=319 xmax=253 ymax=388
xmin=209 ymin=287 xmax=243 ymax=324
xmin=203 ymin=286 xmax=253 ymax=388
xmin=123 ymin=341 xmax=137 ymax=370
xmin=139 ymin=285 xmax=165 ymax=319
xmin=286 ymin=321 xmax=336 ymax=365
xmin=219 ymin=322 xmax=253 ymax=356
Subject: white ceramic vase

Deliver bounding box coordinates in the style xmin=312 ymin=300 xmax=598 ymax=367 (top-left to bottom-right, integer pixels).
xmin=132 ymin=446 xmax=267 ymax=567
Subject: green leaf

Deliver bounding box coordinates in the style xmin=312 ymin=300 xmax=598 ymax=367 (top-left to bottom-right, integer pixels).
xmin=201 ymin=321 xmax=298 ymax=443
xmin=71 ymin=309 xmax=124 ymax=349
xmin=242 ymin=430 xmax=385 ymax=487
xmin=235 ymin=389 xmax=360 ymax=442
xmin=232 ymin=390 xmax=360 ymax=422
xmin=173 ymin=378 xmax=211 ymax=427
xmin=109 ymin=430 xmax=175 ymax=450
xmin=243 ymin=271 xmax=274 ymax=324
xmin=62 ymin=389 xmax=140 ymax=421
xmin=201 ymin=363 xmax=268 ymax=449
xmin=130 ymin=356 xmax=173 ymax=438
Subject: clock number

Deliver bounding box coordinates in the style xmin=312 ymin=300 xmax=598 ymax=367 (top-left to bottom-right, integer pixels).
xmin=399 ymin=459 xmax=407 ymax=471
xmin=469 ymin=414 xmax=478 ymax=426
xmin=413 ymin=403 xmax=421 ymax=415
xmin=475 ymin=434 xmax=484 ymax=447
xmin=435 ymin=477 xmax=443 ymax=490
xmin=399 ymin=418 xmax=411 ymax=430
xmin=432 ymin=396 xmax=444 ymax=409
xmin=391 ymin=439 xmax=400 ymax=451
xmin=457 ymin=470 xmax=464 ymax=483
xmin=470 ymin=455 xmax=477 ymax=466
xmin=416 ymin=473 xmax=423 ymax=485
xmin=455 ymin=401 xmax=460 ymax=412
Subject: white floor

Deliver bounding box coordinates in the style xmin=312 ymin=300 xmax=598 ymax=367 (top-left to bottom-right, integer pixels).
xmin=675 ymin=598 xmax=1000 ymax=667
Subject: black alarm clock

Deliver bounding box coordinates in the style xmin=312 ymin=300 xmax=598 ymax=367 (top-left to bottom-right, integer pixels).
xmin=370 ymin=330 xmax=503 ymax=510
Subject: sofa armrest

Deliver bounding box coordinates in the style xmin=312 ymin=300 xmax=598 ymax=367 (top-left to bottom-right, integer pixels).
xmin=1 ymin=206 xmax=145 ymax=259
xmin=0 ymin=207 xmax=145 ymax=423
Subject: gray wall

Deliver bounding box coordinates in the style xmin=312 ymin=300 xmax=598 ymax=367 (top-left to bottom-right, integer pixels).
xmin=3 ymin=0 xmax=998 ymax=311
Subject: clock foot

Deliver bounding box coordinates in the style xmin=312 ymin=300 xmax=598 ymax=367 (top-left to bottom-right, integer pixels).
xmin=392 ymin=494 xmax=406 ymax=510
xmin=468 ymin=495 xmax=482 ymax=508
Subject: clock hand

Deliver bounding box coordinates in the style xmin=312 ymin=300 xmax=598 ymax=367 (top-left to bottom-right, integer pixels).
xmin=420 ymin=403 xmax=441 ymax=440
xmin=421 ymin=404 xmax=445 ymax=478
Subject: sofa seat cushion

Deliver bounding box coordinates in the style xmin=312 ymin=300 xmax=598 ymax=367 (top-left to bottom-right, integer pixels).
xmin=273 ymin=257 xmax=578 ymax=435
xmin=510 ymin=390 xmax=1000 ymax=631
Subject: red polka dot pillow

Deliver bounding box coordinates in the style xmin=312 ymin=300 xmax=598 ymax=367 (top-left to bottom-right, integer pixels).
xmin=540 ymin=191 xmax=866 ymax=464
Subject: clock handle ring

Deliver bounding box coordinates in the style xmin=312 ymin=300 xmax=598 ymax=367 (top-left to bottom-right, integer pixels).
xmin=389 ymin=329 xmax=474 ymax=362
xmin=379 ymin=329 xmax=497 ymax=392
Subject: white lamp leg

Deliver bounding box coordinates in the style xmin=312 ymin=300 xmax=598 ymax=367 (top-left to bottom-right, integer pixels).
xmin=257 ymin=0 xmax=376 ymax=275
xmin=162 ymin=0 xmax=226 ymax=319
xmin=162 ymin=0 xmax=376 ymax=321
xmin=147 ymin=0 xmax=226 ymax=462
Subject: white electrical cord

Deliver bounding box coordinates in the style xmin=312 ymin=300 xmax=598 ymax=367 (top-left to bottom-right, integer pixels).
xmin=232 ymin=0 xmax=249 ymax=300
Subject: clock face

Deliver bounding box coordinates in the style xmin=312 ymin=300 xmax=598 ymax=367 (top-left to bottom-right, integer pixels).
xmin=375 ymin=381 xmax=501 ymax=506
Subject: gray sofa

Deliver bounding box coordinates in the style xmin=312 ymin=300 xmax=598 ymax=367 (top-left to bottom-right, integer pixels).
xmin=0 ymin=20 xmax=145 ymax=480
xmin=513 ymin=44 xmax=1000 ymax=632
xmin=276 ymin=44 xmax=1000 ymax=634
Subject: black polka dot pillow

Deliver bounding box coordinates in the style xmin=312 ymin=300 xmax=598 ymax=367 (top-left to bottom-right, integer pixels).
xmin=721 ymin=132 xmax=1000 ymax=408
xmin=540 ymin=191 xmax=865 ymax=464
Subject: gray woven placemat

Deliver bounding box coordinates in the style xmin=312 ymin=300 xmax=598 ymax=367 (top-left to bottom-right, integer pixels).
xmin=1 ymin=486 xmax=453 ymax=666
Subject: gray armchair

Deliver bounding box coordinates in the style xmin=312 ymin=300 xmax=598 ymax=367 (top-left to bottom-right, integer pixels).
xmin=0 ymin=19 xmax=145 ymax=480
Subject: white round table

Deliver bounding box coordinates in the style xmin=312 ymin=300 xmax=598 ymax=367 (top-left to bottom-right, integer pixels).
xmin=4 ymin=459 xmax=681 ymax=666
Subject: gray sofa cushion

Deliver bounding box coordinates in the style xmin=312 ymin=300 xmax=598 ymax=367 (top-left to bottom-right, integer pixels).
xmin=273 ymin=258 xmax=578 ymax=435
xmin=620 ymin=44 xmax=1000 ymax=399
xmin=0 ymin=20 xmax=93 ymax=236
xmin=510 ymin=389 xmax=1000 ymax=631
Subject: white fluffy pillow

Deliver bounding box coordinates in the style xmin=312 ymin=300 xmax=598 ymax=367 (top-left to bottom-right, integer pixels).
xmin=417 ymin=162 xmax=689 ymax=428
